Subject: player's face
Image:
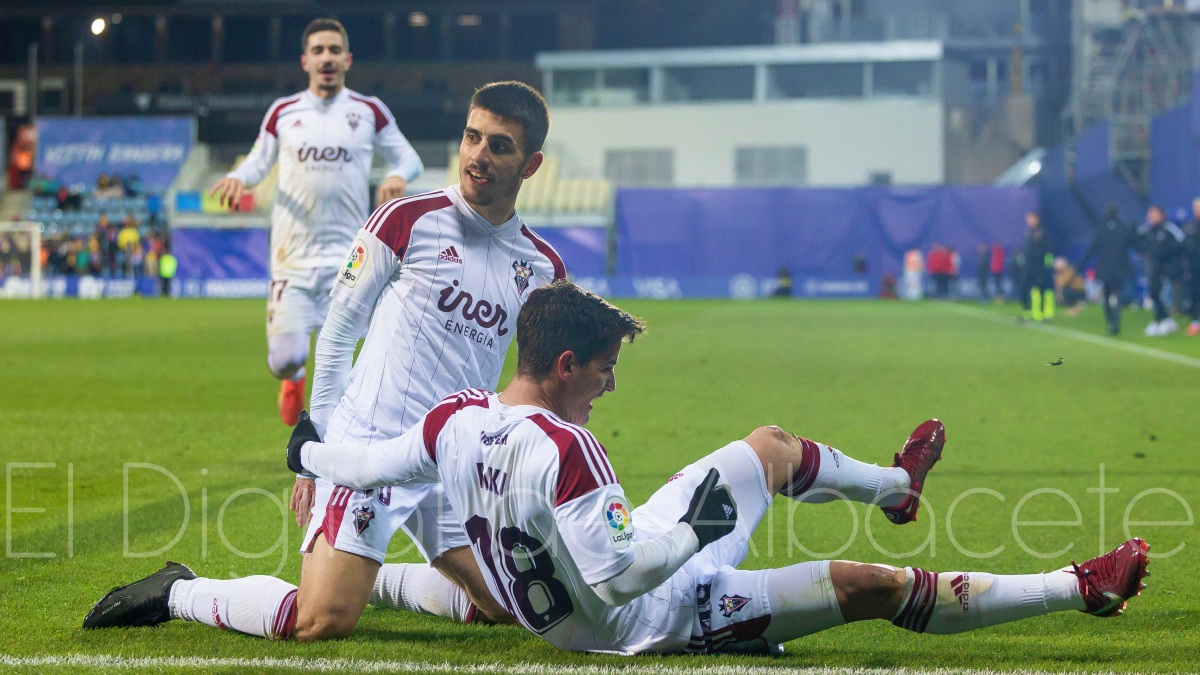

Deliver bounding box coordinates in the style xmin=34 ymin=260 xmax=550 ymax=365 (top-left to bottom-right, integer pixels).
xmin=560 ymin=342 xmax=621 ymax=426
xmin=301 ymin=31 xmax=351 ymax=95
xmin=459 ymin=107 xmax=542 ymax=220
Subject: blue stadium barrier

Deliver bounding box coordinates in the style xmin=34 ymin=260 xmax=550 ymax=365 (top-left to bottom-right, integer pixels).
xmin=614 ymin=185 xmax=1037 ymax=296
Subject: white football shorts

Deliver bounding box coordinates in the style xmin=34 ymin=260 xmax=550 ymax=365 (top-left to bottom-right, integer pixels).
xmin=623 ymin=439 xmax=837 ymax=654
xmin=266 ymin=267 xmax=338 ymax=338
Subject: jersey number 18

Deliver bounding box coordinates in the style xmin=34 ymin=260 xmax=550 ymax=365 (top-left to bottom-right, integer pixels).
xmin=465 ymin=514 xmax=574 ymax=633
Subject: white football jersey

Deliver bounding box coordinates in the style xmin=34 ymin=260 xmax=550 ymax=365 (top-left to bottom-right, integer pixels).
xmin=227 ymin=88 xmax=424 ymax=274
xmin=350 ymin=389 xmax=696 ymax=654
xmin=323 ymin=186 xmax=567 ymax=441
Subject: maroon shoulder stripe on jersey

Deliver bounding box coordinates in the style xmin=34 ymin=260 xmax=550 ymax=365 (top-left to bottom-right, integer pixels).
xmin=264 ymin=96 xmax=302 ymax=137
xmin=529 ymin=414 xmax=613 ymax=506
xmin=520 ymin=225 xmax=567 ymax=281
xmin=421 ymin=389 xmax=491 ymax=463
xmin=368 ymin=193 xmax=453 ymax=258
xmin=349 ymin=94 xmax=389 ymax=133
xmin=561 ymin=422 xmax=617 ymax=485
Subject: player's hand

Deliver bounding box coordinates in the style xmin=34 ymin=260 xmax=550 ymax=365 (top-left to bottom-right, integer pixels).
xmin=209 ymin=176 xmax=246 ymax=211
xmin=679 ymin=468 xmax=737 ymax=550
xmin=290 ymin=476 xmax=316 ymax=529
xmin=377 ymin=176 xmax=408 ymax=204
xmin=286 ymin=410 xmax=320 ymax=476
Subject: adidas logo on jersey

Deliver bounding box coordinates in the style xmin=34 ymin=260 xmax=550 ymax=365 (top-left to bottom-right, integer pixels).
xmin=291 ymin=119 xmax=304 ymax=128
xmin=438 ymin=246 xmax=463 ymax=264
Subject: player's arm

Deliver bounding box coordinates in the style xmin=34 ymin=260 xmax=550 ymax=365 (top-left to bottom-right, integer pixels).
xmin=374 ymin=101 xmax=424 ymax=203
xmin=308 ymin=299 xmax=368 ymax=437
xmin=590 ymin=469 xmax=737 ymax=606
xmin=210 ymin=108 xmax=280 ymax=209
xmin=311 ymin=218 xmax=404 ymax=434
xmin=289 ymin=415 xmax=436 ymax=489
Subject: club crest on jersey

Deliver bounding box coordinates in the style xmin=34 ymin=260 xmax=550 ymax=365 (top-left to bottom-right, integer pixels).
xmin=353 ymin=505 xmax=376 ymax=536
xmin=604 ymin=498 xmax=633 ymax=549
xmin=512 ymin=260 xmax=533 ymax=295
xmin=339 ymin=239 xmax=368 ymax=288
xmin=346 ymin=111 xmax=361 ymax=130
xmin=718 ymin=594 xmax=750 ymax=618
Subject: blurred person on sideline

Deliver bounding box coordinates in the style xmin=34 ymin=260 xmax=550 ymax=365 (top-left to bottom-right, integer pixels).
xmin=1021 ymin=212 xmax=1054 ymax=321
xmin=1079 ymin=206 xmax=1137 ymax=335
xmin=1136 ymin=205 xmax=1184 ymax=336
xmin=1052 ymin=257 xmax=1087 ymax=317
xmin=1181 ymin=198 xmax=1200 ymax=335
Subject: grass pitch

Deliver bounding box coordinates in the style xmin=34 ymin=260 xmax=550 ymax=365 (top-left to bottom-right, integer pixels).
xmin=1 ymin=297 xmax=1197 ymax=673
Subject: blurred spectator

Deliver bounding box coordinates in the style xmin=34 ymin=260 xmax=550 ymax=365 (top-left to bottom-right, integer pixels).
xmin=125 ymin=175 xmax=145 ymax=197
xmin=159 ymin=245 xmax=177 ymax=297
xmin=7 ymin=124 xmax=36 ymax=190
xmin=771 ymin=266 xmax=793 ymax=297
xmin=1181 ymin=198 xmax=1200 ymax=336
xmin=143 ymin=234 xmax=161 ymax=279
xmin=1080 ymin=205 xmax=1137 ymax=335
xmin=0 ymin=235 xmax=15 ymax=277
xmin=1137 ymin=205 xmax=1184 ymax=336
xmin=1021 ymin=212 xmax=1054 ymax=321
xmin=975 ymin=244 xmax=990 ymax=300
xmin=118 ymin=216 xmax=141 ymax=278
xmin=989 ymin=243 xmax=1006 ymax=300
xmin=1053 ymin=257 xmax=1087 ymax=317
xmin=901 ymin=248 xmax=924 ymax=300
xmin=949 ymin=247 xmax=960 ymax=295
xmin=927 ymin=243 xmax=954 ymax=298
xmin=95 ymin=174 xmax=127 ymax=200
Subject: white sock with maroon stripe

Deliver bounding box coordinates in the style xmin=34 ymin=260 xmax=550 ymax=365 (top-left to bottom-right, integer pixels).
xmin=778 ymin=437 xmax=909 ymax=507
xmin=892 ymin=567 xmax=1083 ymax=634
xmin=370 ymin=563 xmax=472 ymax=622
xmin=168 ymin=576 xmax=298 ymax=640
xmin=760 ymin=560 xmax=847 ymax=643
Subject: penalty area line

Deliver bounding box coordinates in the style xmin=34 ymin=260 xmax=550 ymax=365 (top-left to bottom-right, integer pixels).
xmin=938 ymin=303 xmax=1200 ymax=370
xmin=0 ymin=654 xmax=1126 ymax=675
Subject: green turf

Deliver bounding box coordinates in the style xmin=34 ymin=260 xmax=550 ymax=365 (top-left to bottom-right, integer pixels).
xmin=1 ymin=297 xmax=1197 ymax=673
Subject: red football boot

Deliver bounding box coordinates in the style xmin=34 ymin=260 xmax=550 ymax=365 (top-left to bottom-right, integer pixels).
xmin=1070 ymin=538 xmax=1151 ymax=617
xmin=880 ymin=419 xmax=945 ymax=524
xmin=278 ymin=378 xmax=305 ymax=426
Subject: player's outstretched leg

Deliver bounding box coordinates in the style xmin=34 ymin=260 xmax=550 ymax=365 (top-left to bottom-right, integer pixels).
xmin=755 ymin=538 xmax=1150 ymax=644
xmin=83 ymin=563 xmax=299 ymax=640
xmin=761 ymin=420 xmax=944 ymax=521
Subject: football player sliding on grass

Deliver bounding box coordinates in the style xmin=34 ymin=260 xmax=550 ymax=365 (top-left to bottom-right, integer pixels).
xmin=88 ymin=281 xmax=1152 ymax=655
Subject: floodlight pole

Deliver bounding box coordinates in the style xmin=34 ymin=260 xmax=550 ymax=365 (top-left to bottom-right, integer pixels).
xmin=74 ymin=40 xmax=83 ymax=117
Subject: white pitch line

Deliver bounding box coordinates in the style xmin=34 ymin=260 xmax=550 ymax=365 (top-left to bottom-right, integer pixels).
xmin=939 ymin=303 xmax=1200 ymax=369
xmin=0 ymin=654 xmax=1130 ymax=675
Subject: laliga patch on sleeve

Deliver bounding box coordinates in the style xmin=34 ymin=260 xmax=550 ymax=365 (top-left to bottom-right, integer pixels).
xmin=338 ymin=239 xmax=369 ymax=288
xmin=603 ymin=498 xmax=634 ymax=550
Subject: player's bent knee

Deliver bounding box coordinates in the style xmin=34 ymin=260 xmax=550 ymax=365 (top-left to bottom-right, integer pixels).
xmin=267 ymin=333 xmax=310 ymax=379
xmin=744 ymin=425 xmax=803 ymax=474
xmin=292 ymin=606 xmax=358 ymax=642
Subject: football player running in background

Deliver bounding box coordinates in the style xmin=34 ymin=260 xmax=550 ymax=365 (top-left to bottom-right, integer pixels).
xmin=86 ymin=81 xmax=565 ymax=641
xmin=286 ymin=280 xmax=1150 ymax=655
xmin=210 ymin=18 xmax=423 ymax=427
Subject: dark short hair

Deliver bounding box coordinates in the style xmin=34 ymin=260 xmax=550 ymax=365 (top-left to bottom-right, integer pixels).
xmin=302 ymin=18 xmax=349 ymax=52
xmin=469 ymin=81 xmax=550 ymax=156
xmin=516 ymin=280 xmax=645 ymax=379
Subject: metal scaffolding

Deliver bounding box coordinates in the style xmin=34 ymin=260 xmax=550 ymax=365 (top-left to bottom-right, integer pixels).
xmin=1064 ymin=4 xmax=1194 ymax=194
